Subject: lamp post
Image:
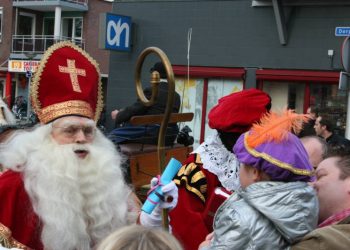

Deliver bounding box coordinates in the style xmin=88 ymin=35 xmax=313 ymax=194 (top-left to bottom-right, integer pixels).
xmin=24 ymin=52 xmax=37 ymax=121
xmin=25 ymin=71 xmax=33 ymax=120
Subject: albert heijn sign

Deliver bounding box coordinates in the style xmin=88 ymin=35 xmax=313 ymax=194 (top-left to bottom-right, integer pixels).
xmin=99 ymin=13 xmax=132 ymax=52
xmin=8 ymin=60 xmax=40 ymax=73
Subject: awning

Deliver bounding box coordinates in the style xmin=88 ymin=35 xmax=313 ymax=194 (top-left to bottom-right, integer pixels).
xmin=173 ymin=65 xmax=245 ymax=79
xmin=256 ymin=69 xmax=340 ymax=83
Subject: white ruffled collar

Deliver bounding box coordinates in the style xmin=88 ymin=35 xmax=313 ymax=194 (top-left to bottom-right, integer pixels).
xmin=193 ymin=132 xmax=240 ymax=191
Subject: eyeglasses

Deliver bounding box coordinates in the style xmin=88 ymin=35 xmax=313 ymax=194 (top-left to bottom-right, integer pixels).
xmin=52 ymin=124 xmax=96 ymax=139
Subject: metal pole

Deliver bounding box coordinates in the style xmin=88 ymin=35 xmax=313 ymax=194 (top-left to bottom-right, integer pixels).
xmin=26 ymin=75 xmax=31 ymax=121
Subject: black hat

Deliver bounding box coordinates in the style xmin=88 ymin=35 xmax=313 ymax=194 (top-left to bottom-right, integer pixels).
xmin=150 ymin=62 xmax=167 ymax=78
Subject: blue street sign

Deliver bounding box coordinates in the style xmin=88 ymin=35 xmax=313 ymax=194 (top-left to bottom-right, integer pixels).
xmin=99 ymin=13 xmax=132 ymax=52
xmin=26 ymin=71 xmax=32 ymax=78
xmin=335 ymin=27 xmax=350 ymax=36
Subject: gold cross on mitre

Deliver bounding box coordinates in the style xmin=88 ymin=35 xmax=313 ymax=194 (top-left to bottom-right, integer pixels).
xmin=58 ymin=59 xmax=86 ymax=93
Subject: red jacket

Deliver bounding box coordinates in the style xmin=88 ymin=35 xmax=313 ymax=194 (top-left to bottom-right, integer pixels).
xmin=169 ymin=154 xmax=226 ymax=250
xmin=0 ymin=170 xmax=43 ymax=250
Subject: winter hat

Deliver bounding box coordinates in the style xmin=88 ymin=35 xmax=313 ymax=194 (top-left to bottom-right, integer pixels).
xmin=208 ymin=89 xmax=271 ymax=133
xmin=233 ymin=110 xmax=315 ymax=182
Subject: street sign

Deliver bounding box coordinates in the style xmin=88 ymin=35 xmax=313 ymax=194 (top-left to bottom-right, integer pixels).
xmin=26 ymin=71 xmax=32 ymax=78
xmin=335 ymin=27 xmax=350 ymax=36
xmin=99 ymin=13 xmax=132 ymax=52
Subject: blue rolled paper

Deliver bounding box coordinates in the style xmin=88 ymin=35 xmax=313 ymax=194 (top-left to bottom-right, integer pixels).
xmin=141 ymin=158 xmax=182 ymax=214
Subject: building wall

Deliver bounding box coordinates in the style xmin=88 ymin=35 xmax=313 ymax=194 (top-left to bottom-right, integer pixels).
xmin=0 ymin=0 xmax=13 ymax=71
xmin=85 ymin=0 xmax=112 ymax=75
xmin=0 ymin=0 xmax=113 ymax=109
xmin=105 ymin=1 xmax=350 ymax=129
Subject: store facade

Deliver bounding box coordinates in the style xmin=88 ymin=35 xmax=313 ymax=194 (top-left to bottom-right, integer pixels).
xmin=257 ymin=69 xmax=346 ymax=135
xmin=0 ymin=0 xmax=112 ymax=120
xmin=106 ymin=0 xmax=350 ymax=142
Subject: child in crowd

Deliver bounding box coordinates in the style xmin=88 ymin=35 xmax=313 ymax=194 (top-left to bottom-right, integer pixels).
xmin=200 ymin=110 xmax=319 ymax=249
xmin=97 ymin=224 xmax=183 ymax=250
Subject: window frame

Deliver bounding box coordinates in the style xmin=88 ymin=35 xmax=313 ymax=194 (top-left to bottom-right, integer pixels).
xmin=61 ymin=17 xmax=83 ymax=41
xmin=17 ymin=11 xmax=36 ymax=37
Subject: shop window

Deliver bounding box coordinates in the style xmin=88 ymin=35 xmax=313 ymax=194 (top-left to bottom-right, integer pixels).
xmin=175 ymin=77 xmax=243 ymax=148
xmin=263 ymin=81 xmax=305 ymax=113
xmin=174 ymin=65 xmax=245 ymax=145
xmin=310 ymin=84 xmax=348 ymax=136
xmin=288 ymin=84 xmax=305 ymax=112
xmin=204 ymin=79 xmax=243 ymax=139
xmin=175 ymin=78 xmax=204 ymax=148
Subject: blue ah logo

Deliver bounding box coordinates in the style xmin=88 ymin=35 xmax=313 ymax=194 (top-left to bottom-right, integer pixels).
xmin=104 ymin=13 xmax=132 ymax=52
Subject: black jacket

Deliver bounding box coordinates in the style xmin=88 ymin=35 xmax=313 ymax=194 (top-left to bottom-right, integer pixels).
xmin=326 ymin=133 xmax=350 ymax=148
xmin=115 ymin=81 xmax=181 ymax=126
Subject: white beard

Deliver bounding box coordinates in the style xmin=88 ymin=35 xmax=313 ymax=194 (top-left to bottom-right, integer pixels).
xmin=0 ymin=124 xmax=134 ymax=250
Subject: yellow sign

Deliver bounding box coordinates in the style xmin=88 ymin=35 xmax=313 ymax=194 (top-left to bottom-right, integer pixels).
xmin=8 ymin=60 xmax=40 ymax=73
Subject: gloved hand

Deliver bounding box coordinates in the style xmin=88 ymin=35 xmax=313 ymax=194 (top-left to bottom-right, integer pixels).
xmin=139 ymin=205 xmax=162 ymax=228
xmin=150 ymin=177 xmax=178 ymax=210
xmin=139 ymin=177 xmax=179 ymax=228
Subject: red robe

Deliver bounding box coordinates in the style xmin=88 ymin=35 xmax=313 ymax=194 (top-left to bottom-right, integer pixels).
xmin=0 ymin=170 xmax=43 ymax=250
xmin=169 ymin=154 xmax=226 ymax=250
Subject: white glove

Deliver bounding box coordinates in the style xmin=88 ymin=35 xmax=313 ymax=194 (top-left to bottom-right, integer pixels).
xmin=139 ymin=207 xmax=162 ymax=228
xmin=150 ymin=177 xmax=178 ymax=210
xmin=140 ymin=178 xmax=179 ymax=228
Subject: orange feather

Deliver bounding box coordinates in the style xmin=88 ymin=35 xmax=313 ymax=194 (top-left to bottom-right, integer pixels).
xmin=246 ymin=109 xmax=309 ymax=148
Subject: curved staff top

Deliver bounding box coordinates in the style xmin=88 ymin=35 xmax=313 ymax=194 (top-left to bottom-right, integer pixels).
xmin=134 ymin=47 xmax=176 ymax=230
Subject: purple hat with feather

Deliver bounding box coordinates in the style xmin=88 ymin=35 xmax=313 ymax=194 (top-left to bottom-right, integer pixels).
xmin=233 ymin=110 xmax=315 ymax=182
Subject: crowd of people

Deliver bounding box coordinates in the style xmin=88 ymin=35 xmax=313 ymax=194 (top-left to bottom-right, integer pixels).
xmin=0 ymin=41 xmax=350 ymax=250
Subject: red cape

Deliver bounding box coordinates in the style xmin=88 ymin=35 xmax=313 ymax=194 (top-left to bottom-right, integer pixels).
xmin=0 ymin=170 xmax=43 ymax=250
xmin=169 ymin=154 xmax=222 ymax=250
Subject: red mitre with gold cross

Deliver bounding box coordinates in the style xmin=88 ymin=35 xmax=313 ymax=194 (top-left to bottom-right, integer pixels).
xmin=31 ymin=41 xmax=103 ymax=124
